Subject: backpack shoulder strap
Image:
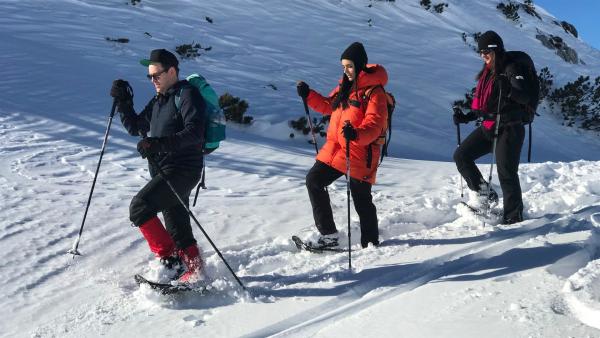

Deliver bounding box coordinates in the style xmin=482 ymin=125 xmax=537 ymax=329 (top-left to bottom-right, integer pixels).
xmin=175 ymin=89 xmax=183 ymax=111
xmin=174 ymin=83 xmax=194 ymax=111
xmin=363 ymin=84 xmax=385 ymax=101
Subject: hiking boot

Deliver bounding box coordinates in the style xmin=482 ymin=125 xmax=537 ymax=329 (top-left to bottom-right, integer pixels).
xmin=316 ymin=233 xmax=339 ymax=249
xmin=502 ymin=212 xmax=523 ymax=225
xmin=361 ymin=240 xmax=380 ymax=249
xmin=177 ymin=245 xmax=204 ymax=284
xmin=478 ymin=187 xmax=499 ymax=205
xmin=158 ymin=255 xmax=185 ymax=280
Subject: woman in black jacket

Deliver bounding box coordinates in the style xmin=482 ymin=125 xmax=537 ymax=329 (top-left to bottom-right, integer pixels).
xmin=453 ymin=31 xmax=535 ymax=224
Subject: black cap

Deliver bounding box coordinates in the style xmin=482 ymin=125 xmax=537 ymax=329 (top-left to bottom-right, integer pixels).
xmin=340 ymin=42 xmax=368 ymax=72
xmin=140 ymin=49 xmax=179 ymax=69
xmin=478 ymin=31 xmax=504 ymax=52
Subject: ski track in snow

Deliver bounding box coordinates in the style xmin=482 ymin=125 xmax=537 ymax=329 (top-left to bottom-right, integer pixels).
xmin=246 ymin=211 xmax=591 ymax=337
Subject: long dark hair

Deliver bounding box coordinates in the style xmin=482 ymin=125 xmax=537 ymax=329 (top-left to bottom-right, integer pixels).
xmin=476 ymin=50 xmax=506 ymax=80
xmin=331 ymin=66 xmax=375 ymax=110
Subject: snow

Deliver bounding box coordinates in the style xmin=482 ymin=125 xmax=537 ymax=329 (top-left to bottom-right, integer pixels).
xmin=1 ymin=0 xmax=600 ymax=337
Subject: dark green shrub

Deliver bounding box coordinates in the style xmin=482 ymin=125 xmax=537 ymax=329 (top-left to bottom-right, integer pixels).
xmin=548 ymin=75 xmax=600 ymax=130
xmin=497 ymin=1 xmax=520 ymax=22
xmin=433 ymin=3 xmax=448 ymax=13
xmin=105 ymin=37 xmax=129 ymax=43
xmin=522 ymin=0 xmax=541 ymax=20
xmin=219 ymin=93 xmax=253 ymax=125
xmin=420 ymin=0 xmax=447 ymax=13
xmin=289 ymin=115 xmax=330 ymax=140
xmin=175 ymin=42 xmax=212 ymax=59
xmin=538 ymin=67 xmax=553 ymax=102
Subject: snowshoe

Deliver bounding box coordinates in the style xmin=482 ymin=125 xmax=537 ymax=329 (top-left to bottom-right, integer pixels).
xmin=291 ymin=235 xmax=347 ymax=254
xmin=134 ymin=274 xmax=209 ymax=295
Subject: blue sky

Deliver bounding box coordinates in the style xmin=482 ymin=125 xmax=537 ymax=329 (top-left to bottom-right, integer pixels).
xmin=535 ymin=0 xmax=600 ymax=50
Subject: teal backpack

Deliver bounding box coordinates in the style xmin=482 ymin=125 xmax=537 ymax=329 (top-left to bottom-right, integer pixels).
xmin=175 ymin=73 xmax=226 ymax=201
xmin=175 ymin=73 xmax=226 ymax=155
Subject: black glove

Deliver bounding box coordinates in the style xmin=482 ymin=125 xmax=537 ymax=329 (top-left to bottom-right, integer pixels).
xmin=137 ymin=119 xmax=150 ymax=137
xmin=453 ymin=108 xmax=478 ymax=125
xmin=110 ymin=79 xmax=133 ymax=102
xmin=137 ymin=137 xmax=168 ymax=159
xmin=297 ymin=81 xmax=310 ymax=99
xmin=341 ymin=122 xmax=357 ymax=141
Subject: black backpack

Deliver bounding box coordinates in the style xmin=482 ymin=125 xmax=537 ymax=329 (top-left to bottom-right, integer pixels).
xmin=505 ymin=51 xmax=540 ymax=161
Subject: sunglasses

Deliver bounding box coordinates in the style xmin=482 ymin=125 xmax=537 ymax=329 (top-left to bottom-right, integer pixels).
xmin=147 ymin=68 xmax=168 ymax=81
xmin=479 ymin=49 xmax=493 ymax=55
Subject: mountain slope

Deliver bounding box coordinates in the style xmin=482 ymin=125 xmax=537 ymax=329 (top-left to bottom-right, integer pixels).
xmin=1 ymin=0 xmax=600 ymax=160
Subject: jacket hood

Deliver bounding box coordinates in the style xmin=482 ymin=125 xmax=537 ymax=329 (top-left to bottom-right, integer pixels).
xmin=339 ymin=64 xmax=388 ymax=89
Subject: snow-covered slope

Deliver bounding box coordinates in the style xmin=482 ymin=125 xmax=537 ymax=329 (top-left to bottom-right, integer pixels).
xmin=1 ymin=0 xmax=600 ymax=337
xmin=2 ymin=0 xmax=600 ymax=161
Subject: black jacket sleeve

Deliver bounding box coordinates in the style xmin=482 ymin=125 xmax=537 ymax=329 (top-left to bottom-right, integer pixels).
xmin=119 ymin=99 xmax=152 ymax=137
xmin=168 ymin=86 xmax=206 ymax=150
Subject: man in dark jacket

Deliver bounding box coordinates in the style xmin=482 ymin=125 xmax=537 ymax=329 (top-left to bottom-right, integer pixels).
xmin=453 ymin=31 xmax=534 ymax=224
xmin=110 ymin=49 xmax=206 ymax=283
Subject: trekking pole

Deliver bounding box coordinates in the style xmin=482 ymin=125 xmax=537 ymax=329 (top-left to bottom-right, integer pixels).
xmin=68 ymin=99 xmax=118 ymax=257
xmin=141 ymin=133 xmax=246 ymax=290
xmin=527 ymin=122 xmax=532 ymax=163
xmin=303 ymin=96 xmax=329 ymax=194
xmin=344 ymin=121 xmax=352 ymax=271
xmin=302 ymin=97 xmax=320 ymax=154
xmin=192 ymin=162 xmax=206 ymax=207
xmin=484 ymin=87 xmax=504 ymax=222
xmin=455 ymin=121 xmax=464 ymax=199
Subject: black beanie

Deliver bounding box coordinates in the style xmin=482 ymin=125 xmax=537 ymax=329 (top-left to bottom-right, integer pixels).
xmin=478 ymin=31 xmax=504 ymax=52
xmin=340 ymin=42 xmax=368 ymax=71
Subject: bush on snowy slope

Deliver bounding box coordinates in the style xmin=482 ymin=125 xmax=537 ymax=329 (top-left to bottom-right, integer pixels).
xmin=538 ymin=67 xmax=554 ymax=102
xmin=288 ymin=115 xmax=330 ymax=139
xmin=548 ymin=75 xmax=600 ymax=131
xmin=420 ymin=0 xmax=448 ymax=14
xmin=105 ymin=37 xmax=129 ymax=44
xmin=497 ymin=0 xmax=542 ymax=23
xmin=522 ymin=0 xmax=542 ymax=20
xmin=175 ymin=42 xmax=212 ymax=59
xmin=219 ymin=93 xmax=253 ymax=125
xmin=497 ymin=1 xmax=520 ymax=22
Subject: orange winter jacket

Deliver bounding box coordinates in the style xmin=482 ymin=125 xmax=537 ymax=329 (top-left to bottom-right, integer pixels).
xmin=306 ymin=64 xmax=388 ymax=184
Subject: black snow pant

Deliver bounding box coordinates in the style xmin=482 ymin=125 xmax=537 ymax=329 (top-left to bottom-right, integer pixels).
xmin=306 ymin=160 xmax=379 ymax=248
xmin=129 ymin=166 xmax=202 ymax=249
xmin=453 ymin=123 xmax=525 ymax=220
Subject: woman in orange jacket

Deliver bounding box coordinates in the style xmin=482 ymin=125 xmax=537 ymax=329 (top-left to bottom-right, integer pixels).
xmin=297 ymin=42 xmax=389 ymax=248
